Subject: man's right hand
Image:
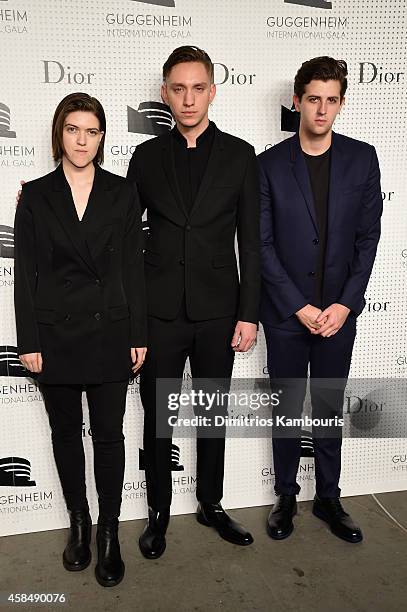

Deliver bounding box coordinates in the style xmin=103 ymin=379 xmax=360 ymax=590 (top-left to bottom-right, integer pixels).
xmin=16 ymin=180 xmax=25 ymax=206
xmin=295 ymin=304 xmax=325 ymax=333
xmin=19 ymin=352 xmax=43 ymax=373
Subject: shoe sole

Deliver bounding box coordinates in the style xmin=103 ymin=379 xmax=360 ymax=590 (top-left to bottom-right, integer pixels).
xmin=196 ymin=512 xmax=253 ymax=546
xmin=62 ymin=553 xmax=91 ymax=572
xmin=312 ymin=507 xmax=363 ymax=543
xmin=95 ymin=564 xmax=125 ymax=587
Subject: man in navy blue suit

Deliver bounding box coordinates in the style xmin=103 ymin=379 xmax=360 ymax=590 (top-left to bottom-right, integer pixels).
xmin=258 ymin=57 xmax=382 ymax=543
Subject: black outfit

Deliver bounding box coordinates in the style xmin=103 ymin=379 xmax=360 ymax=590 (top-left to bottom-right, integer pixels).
xmin=41 ymin=380 xmax=128 ymax=519
xmin=127 ymin=122 xmax=260 ymax=511
xmin=14 ymin=164 xmax=147 ymax=520
xmin=303 ymin=147 xmax=330 ymax=308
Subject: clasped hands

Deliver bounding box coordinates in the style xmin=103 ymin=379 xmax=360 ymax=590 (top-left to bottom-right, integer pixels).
xmin=296 ymin=303 xmax=350 ymax=338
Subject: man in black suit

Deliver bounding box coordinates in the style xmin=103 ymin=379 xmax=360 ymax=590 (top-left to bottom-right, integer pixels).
xmin=127 ymin=46 xmax=260 ymax=558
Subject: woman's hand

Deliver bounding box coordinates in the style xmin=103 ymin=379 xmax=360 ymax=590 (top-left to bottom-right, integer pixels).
xmin=131 ymin=347 xmax=147 ymax=373
xmin=19 ymin=352 xmax=42 ymax=373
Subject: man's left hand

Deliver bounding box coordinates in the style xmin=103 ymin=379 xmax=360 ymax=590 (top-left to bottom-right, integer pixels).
xmin=312 ymin=304 xmax=351 ymax=338
xmin=231 ymin=321 xmax=257 ymax=352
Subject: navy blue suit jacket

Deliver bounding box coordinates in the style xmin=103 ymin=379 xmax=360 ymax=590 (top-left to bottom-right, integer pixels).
xmin=258 ymin=132 xmax=382 ymax=330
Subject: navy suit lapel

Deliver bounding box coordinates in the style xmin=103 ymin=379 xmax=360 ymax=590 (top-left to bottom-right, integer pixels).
xmin=49 ymin=164 xmax=99 ymax=276
xmin=289 ymin=133 xmax=318 ymax=235
xmin=327 ymin=132 xmax=345 ymax=235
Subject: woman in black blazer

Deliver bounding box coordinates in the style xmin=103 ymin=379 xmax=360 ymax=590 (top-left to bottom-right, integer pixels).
xmin=14 ymin=93 xmax=147 ymax=587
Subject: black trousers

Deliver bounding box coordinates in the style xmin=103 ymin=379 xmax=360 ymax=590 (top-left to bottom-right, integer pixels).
xmin=263 ymin=315 xmax=356 ymax=498
xmin=140 ymin=301 xmax=236 ymax=511
xmin=40 ymin=380 xmax=128 ymax=520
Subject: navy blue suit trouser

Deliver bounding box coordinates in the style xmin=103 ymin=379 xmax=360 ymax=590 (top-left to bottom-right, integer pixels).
xmin=262 ymin=315 xmax=357 ymax=498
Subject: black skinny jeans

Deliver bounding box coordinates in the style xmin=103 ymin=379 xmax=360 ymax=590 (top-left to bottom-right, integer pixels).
xmin=40 ymin=380 xmax=128 ymax=521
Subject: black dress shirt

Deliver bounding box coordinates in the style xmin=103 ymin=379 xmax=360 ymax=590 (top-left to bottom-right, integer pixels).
xmin=171 ymin=121 xmax=215 ymax=214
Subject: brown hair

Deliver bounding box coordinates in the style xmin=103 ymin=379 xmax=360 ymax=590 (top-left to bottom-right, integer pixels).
xmin=51 ymin=92 xmax=106 ymax=164
xmin=162 ymin=46 xmax=214 ymax=83
xmin=294 ymin=56 xmax=348 ymax=100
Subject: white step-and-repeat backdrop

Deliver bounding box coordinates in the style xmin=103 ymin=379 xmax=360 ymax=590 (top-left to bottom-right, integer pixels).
xmin=1 ymin=0 xmax=406 ymax=536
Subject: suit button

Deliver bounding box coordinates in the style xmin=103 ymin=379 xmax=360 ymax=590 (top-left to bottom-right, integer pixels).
xmin=63 ymin=280 xmax=71 ymax=288
xmin=94 ymin=312 xmax=102 ymax=321
xmin=64 ymin=314 xmax=71 ymax=321
xmin=108 ymin=246 xmax=115 ymax=253
xmin=313 ymin=238 xmax=319 ymax=245
xmin=179 ymin=259 xmax=185 ymax=265
xmin=95 ymin=279 xmax=102 ymax=286
xmin=308 ymin=271 xmax=315 ymax=277
xmin=185 ymin=225 xmax=191 ymax=231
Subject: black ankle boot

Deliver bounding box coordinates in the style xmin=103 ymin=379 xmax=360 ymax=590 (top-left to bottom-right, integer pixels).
xmin=95 ymin=519 xmax=125 ymax=587
xmin=62 ymin=508 xmax=92 ymax=571
xmin=139 ymin=506 xmax=170 ymax=559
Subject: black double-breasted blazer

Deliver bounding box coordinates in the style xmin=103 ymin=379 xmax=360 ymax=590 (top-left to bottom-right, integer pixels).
xmin=14 ymin=164 xmax=147 ymax=384
xmin=127 ymin=123 xmax=260 ymax=323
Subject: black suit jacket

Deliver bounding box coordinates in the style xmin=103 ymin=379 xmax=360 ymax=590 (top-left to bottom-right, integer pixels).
xmin=127 ymin=124 xmax=260 ymax=323
xmin=14 ymin=164 xmax=147 ymax=384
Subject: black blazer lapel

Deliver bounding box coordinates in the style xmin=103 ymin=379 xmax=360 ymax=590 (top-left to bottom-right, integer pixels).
xmin=289 ymin=133 xmax=318 ymax=235
xmin=161 ymin=132 xmax=188 ymax=219
xmin=49 ymin=164 xmax=99 ymax=276
xmin=189 ymin=126 xmax=224 ymax=219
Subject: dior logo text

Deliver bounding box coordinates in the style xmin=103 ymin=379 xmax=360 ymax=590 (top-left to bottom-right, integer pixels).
xmin=42 ymin=60 xmax=96 ymax=85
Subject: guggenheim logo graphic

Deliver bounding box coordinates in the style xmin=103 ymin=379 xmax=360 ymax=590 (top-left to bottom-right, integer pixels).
xmin=0 ymin=457 xmax=36 ymax=486
xmin=128 ymin=101 xmax=173 ymax=135
xmin=0 ymin=103 xmax=16 ymax=138
xmin=284 ymin=0 xmax=332 ymax=8
xmin=131 ymin=0 xmax=176 ymax=5
xmin=0 ymin=346 xmax=27 ymax=377
xmin=281 ymin=103 xmax=300 ymax=132
xmin=139 ymin=444 xmax=184 ymax=471
xmin=0 ymin=225 xmax=14 ymax=258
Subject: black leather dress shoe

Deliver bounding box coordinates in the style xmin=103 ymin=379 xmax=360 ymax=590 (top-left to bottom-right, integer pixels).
xmin=197 ymin=502 xmax=253 ymax=546
xmin=313 ymin=496 xmax=363 ymax=543
xmin=266 ymin=494 xmax=297 ymax=540
xmin=62 ymin=508 xmax=92 ymax=571
xmin=138 ymin=507 xmax=170 ymax=560
xmin=95 ymin=519 xmax=125 ymax=587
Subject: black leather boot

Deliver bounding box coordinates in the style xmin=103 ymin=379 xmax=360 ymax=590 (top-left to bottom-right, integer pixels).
xmin=197 ymin=502 xmax=254 ymax=546
xmin=139 ymin=506 xmax=170 ymax=559
xmin=266 ymin=494 xmax=297 ymax=540
xmin=62 ymin=508 xmax=92 ymax=571
xmin=95 ymin=519 xmax=125 ymax=587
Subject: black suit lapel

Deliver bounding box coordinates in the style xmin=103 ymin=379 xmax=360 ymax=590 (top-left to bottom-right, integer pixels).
xmin=161 ymin=133 xmax=188 ymax=218
xmin=49 ymin=164 xmax=99 ymax=276
xmin=189 ymin=127 xmax=224 ymax=219
xmin=289 ymin=133 xmax=318 ymax=235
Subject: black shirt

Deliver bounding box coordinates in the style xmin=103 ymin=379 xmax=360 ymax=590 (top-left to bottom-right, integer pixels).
xmin=303 ymin=147 xmax=331 ymax=308
xmin=171 ymin=121 xmax=215 ymax=213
